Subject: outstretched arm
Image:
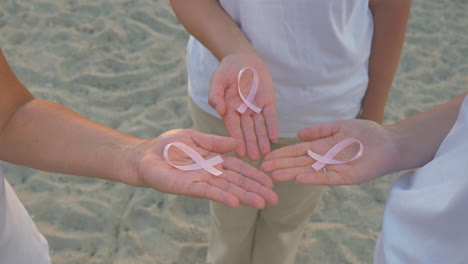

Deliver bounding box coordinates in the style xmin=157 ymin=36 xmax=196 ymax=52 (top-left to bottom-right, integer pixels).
xmin=0 ymin=50 xmax=144 ymax=185
xmin=386 ymin=92 xmax=466 ymax=172
xmin=170 ymin=0 xmax=278 ymax=161
xmin=262 ymin=93 xmax=467 ymax=185
xmin=0 ymin=50 xmax=278 ymax=208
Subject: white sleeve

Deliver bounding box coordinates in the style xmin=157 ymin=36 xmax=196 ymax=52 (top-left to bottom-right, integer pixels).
xmin=0 ymin=169 xmax=51 ymax=264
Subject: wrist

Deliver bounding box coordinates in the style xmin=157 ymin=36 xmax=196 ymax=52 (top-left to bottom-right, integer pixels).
xmin=221 ymin=52 xmax=266 ymax=71
xmin=382 ymin=123 xmax=406 ymax=174
xmin=118 ymin=138 xmax=151 ymax=187
xmin=359 ymin=111 xmax=385 ymax=124
xmin=225 ymin=46 xmax=257 ymax=58
xmin=223 ymin=49 xmax=259 ymax=61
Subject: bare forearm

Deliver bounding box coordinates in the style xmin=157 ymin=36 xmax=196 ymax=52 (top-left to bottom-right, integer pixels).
xmin=387 ymin=93 xmax=467 ymax=172
xmin=361 ymin=0 xmax=411 ymax=123
xmin=170 ymin=0 xmax=255 ymax=60
xmin=0 ymin=99 xmax=145 ymax=186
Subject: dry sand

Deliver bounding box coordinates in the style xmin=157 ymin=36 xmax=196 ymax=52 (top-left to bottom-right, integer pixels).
xmin=0 ymin=0 xmax=466 ymax=263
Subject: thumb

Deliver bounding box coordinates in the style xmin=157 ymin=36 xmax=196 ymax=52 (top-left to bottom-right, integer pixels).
xmin=208 ymin=73 xmax=227 ymax=116
xmin=191 ymin=130 xmax=236 ymax=154
xmin=297 ymin=122 xmax=338 ymax=141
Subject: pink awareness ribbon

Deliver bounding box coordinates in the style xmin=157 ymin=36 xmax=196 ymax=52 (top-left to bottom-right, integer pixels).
xmin=163 ymin=142 xmax=224 ymax=176
xmin=236 ymin=67 xmax=263 ymax=114
xmin=308 ymin=138 xmax=364 ymax=171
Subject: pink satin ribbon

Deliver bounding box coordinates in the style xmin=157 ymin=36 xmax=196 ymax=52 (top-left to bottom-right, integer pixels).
xmin=163 ymin=142 xmax=224 ymax=176
xmin=308 ymin=138 xmax=364 ymax=171
xmin=236 ymin=67 xmax=263 ymax=114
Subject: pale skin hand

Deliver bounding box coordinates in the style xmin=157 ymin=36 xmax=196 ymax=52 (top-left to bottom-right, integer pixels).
xmin=262 ymin=93 xmax=467 ymax=185
xmin=209 ymin=53 xmax=278 ymax=161
xmin=261 ymin=120 xmax=399 ymax=185
xmin=136 ymin=129 xmax=278 ymax=209
xmin=169 ymin=0 xmax=278 ymax=161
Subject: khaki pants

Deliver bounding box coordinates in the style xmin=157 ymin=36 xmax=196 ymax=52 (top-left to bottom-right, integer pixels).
xmin=188 ymin=99 xmax=324 ymax=264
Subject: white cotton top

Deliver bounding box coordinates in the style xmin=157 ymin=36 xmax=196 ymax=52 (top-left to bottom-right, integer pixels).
xmin=0 ymin=168 xmax=51 ymax=264
xmin=373 ymin=95 xmax=468 ymax=263
xmin=187 ymin=0 xmax=374 ymax=137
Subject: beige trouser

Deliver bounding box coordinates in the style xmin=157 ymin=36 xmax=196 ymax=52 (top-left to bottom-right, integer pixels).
xmin=188 ymin=99 xmax=324 ymax=264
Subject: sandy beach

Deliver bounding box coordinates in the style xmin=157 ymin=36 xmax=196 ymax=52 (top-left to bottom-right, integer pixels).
xmin=0 ymin=0 xmax=466 ymax=263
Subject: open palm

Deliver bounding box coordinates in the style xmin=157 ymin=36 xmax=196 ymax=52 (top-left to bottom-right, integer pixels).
xmin=136 ymin=129 xmax=278 ymax=209
xmin=209 ymin=53 xmax=278 ymax=161
xmin=262 ymin=120 xmax=399 ymax=186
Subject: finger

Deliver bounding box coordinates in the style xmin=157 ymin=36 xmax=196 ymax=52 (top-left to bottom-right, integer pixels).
xmin=253 ymin=114 xmax=271 ymax=156
xmin=190 ymin=130 xmax=237 ymax=154
xmin=263 ymin=104 xmax=279 ymax=142
xmin=223 ymin=156 xmax=274 ymax=189
xmin=297 ymin=122 xmax=338 ymax=141
xmin=222 ymin=170 xmax=278 ymax=206
xmin=223 ymin=110 xmax=246 ymax=158
xmin=187 ymin=182 xmax=239 ymax=208
xmin=207 ymin=176 xmax=266 ymax=209
xmin=263 ymin=142 xmax=310 ymax=161
xmin=241 ymin=114 xmax=260 ymax=162
xmin=261 ymin=156 xmax=313 ymax=172
xmin=271 ymin=166 xmax=315 ymax=182
xmin=209 ymin=72 xmax=227 ymax=115
xmin=295 ymin=170 xmax=344 ymax=186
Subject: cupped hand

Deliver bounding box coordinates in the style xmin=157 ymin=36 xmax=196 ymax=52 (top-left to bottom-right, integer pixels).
xmin=209 ymin=53 xmax=278 ymax=162
xmin=135 ymin=129 xmax=278 ymax=209
xmin=261 ymin=120 xmax=399 ymax=186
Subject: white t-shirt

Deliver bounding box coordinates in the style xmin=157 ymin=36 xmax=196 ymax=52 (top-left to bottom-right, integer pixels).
xmin=187 ymin=0 xmax=374 ymax=137
xmin=0 ymin=168 xmax=51 ymax=264
xmin=373 ymin=95 xmax=468 ymax=263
